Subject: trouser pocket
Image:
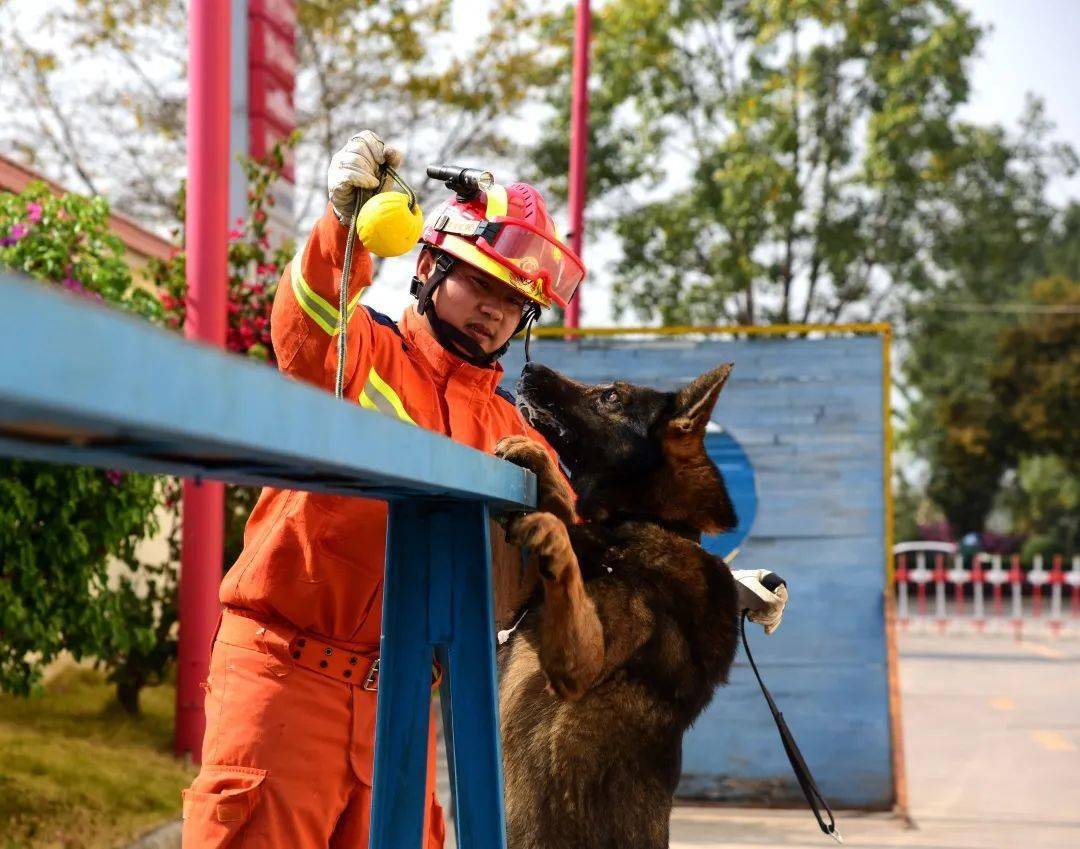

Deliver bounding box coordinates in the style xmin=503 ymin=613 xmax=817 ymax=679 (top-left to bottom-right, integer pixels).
xmin=182 ymin=764 xmax=268 ymax=848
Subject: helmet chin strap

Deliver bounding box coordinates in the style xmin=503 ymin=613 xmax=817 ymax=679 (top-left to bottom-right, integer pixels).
xmin=410 ymin=252 xmax=538 ymax=368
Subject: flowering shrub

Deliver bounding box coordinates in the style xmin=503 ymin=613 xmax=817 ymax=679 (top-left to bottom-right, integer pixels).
xmin=0 ymin=139 xmax=297 ymax=708
xmin=154 ymin=140 xmax=296 ymax=365
xmin=0 ymin=184 xmax=169 ymax=704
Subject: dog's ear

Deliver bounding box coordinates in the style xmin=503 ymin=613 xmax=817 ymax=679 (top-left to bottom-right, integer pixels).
xmin=669 ymin=363 xmax=733 ymax=436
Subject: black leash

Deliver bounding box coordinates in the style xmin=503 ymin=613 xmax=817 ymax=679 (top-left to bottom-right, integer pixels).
xmin=740 ymin=612 xmax=843 ymax=843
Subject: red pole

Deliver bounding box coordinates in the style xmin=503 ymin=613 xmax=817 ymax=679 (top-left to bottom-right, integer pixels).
xmin=175 ymin=0 xmax=230 ymax=760
xmin=565 ymin=0 xmax=590 ymax=329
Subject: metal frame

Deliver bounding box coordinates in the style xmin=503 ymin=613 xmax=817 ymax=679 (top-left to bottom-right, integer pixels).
xmin=0 ymin=273 xmax=532 ymax=848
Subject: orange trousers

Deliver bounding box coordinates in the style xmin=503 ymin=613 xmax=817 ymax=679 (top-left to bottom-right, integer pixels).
xmin=181 ymin=611 xmax=445 ymax=848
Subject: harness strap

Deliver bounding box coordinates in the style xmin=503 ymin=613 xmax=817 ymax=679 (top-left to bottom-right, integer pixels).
xmin=740 ymin=613 xmax=843 ymax=843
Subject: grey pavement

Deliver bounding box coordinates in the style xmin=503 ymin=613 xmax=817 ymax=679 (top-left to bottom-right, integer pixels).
xmin=438 ymin=632 xmax=1080 ymax=848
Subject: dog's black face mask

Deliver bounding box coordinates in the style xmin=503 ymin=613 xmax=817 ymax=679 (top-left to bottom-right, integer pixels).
xmin=516 ymin=362 xmax=670 ymax=478
xmin=516 ymin=362 xmax=737 ymax=533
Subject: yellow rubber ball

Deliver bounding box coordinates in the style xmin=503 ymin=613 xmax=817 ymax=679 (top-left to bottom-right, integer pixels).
xmin=356 ymin=191 xmax=424 ymax=258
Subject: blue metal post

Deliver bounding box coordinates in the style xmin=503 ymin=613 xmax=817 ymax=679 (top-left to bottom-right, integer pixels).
xmin=435 ymin=504 xmax=506 ymax=849
xmin=371 ymin=500 xmax=441 ymax=849
xmin=371 ymin=501 xmax=507 ymax=849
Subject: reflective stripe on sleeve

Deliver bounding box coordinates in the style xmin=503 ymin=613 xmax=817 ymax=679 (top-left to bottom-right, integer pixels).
xmin=358 ymin=367 xmax=416 ymax=425
xmin=290 ymin=243 xmax=364 ymax=336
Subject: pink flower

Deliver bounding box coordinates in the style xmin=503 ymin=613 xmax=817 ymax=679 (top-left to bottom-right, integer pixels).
xmin=26 ymin=202 xmax=43 ymax=222
xmin=105 ymin=469 xmax=123 ymax=486
xmin=10 ymin=222 xmax=29 ymax=240
xmin=228 ymin=228 xmax=244 ymax=240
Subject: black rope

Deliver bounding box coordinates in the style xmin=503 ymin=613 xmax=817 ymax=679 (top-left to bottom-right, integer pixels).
xmin=740 ymin=613 xmax=843 ymax=843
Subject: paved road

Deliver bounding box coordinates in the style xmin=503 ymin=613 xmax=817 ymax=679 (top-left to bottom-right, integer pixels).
xmin=438 ymin=632 xmax=1080 ymax=848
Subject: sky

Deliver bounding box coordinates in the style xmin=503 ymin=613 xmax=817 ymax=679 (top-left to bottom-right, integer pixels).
xmin=960 ymin=0 xmax=1080 ymax=205
xmin=362 ymin=0 xmax=1080 ymax=324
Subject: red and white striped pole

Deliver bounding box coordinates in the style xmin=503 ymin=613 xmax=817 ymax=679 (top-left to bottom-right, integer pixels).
xmin=970 ymin=554 xmax=986 ymax=634
xmin=565 ymin=0 xmax=590 ymax=330
xmin=933 ymin=553 xmax=948 ymax=634
xmin=987 ymin=554 xmax=1007 ymax=620
xmin=1068 ymin=555 xmax=1080 ymax=621
xmin=946 ymin=553 xmax=969 ymax=619
xmin=176 ymin=0 xmax=230 ymax=760
xmin=1008 ymin=554 xmax=1024 ymax=641
xmin=895 ymin=554 xmax=909 ymax=631
xmin=1029 ymin=554 xmax=1048 ymax=620
xmin=1048 ymin=554 xmax=1064 ymax=638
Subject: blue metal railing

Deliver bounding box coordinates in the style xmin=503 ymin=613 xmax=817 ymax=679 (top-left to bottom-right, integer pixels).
xmin=0 ymin=272 xmax=529 ymax=848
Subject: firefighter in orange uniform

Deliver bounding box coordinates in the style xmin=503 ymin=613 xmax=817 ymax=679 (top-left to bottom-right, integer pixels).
xmin=180 ymin=131 xmax=586 ymax=848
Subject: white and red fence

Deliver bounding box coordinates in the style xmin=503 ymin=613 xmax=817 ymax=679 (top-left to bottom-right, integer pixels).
xmin=893 ymin=543 xmax=1080 ymax=638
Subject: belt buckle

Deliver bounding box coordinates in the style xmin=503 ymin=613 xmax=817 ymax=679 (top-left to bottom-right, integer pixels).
xmin=363 ymin=658 xmax=380 ymax=692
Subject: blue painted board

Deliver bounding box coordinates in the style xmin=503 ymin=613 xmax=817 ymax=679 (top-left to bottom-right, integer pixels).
xmin=501 ymin=334 xmax=894 ymax=809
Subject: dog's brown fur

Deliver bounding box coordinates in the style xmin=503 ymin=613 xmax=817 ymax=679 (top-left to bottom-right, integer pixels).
xmin=495 ymin=363 xmax=740 ymax=849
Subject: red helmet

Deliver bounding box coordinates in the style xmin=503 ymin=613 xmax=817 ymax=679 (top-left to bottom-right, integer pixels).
xmin=421 ymin=178 xmax=585 ymax=310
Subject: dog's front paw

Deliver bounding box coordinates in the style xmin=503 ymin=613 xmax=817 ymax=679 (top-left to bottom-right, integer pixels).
xmin=497 ymin=436 xmax=576 ymax=526
xmin=496 ymin=435 xmax=555 ymax=478
xmin=505 ymin=511 xmax=575 ymax=583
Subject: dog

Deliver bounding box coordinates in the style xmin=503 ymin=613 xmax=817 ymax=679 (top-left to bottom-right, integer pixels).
xmin=494 ymin=360 xmax=741 ymax=849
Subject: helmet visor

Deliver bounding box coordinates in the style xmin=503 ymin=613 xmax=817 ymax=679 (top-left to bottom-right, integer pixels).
xmin=477 ymin=218 xmax=585 ymax=308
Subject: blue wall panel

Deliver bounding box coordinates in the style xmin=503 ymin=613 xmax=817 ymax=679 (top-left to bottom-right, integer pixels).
xmin=500 ymin=334 xmax=894 ymax=809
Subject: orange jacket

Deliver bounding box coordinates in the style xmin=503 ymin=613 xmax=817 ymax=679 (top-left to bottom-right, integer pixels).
xmin=219 ymin=205 xmax=558 ymax=644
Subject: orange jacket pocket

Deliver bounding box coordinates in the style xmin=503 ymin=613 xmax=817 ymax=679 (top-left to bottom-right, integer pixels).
xmin=181 ymin=764 xmax=268 ymax=846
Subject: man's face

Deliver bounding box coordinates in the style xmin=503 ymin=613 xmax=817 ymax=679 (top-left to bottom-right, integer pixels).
xmin=417 ymin=251 xmax=529 ymax=355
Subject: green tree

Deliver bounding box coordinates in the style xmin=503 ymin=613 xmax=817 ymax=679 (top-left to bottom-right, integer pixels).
xmin=976 ymin=272 xmax=1078 ymax=556
xmin=988 ymin=276 xmax=1080 ymax=555
xmin=991 ymin=276 xmax=1079 ymax=472
xmin=0 ymin=184 xmax=170 ymax=707
xmin=898 ymin=101 xmax=1074 ymax=534
xmin=0 ymin=0 xmax=558 ymax=229
xmin=532 ymin=0 xmax=997 ymax=325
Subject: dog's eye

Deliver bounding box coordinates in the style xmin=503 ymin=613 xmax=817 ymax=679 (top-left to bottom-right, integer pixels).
xmin=599 ymin=388 xmax=619 ymax=407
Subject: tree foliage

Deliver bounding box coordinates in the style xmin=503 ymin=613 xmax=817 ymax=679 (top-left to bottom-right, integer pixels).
xmin=0 ymin=184 xmax=171 ymax=706
xmin=991 ymin=275 xmax=1080 ymax=471
xmin=0 ymin=0 xmax=558 ymax=229
xmin=901 ymin=180 xmax=1079 ymax=537
xmin=531 ymin=0 xmax=1022 ymax=325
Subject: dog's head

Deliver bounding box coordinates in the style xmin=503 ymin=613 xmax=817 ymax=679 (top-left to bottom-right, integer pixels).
xmin=516 ymin=362 xmax=737 ymax=534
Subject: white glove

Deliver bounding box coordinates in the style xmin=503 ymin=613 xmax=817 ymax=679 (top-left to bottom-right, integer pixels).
xmin=327 ymin=130 xmax=403 ymax=225
xmin=731 ymin=569 xmax=788 ymax=635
